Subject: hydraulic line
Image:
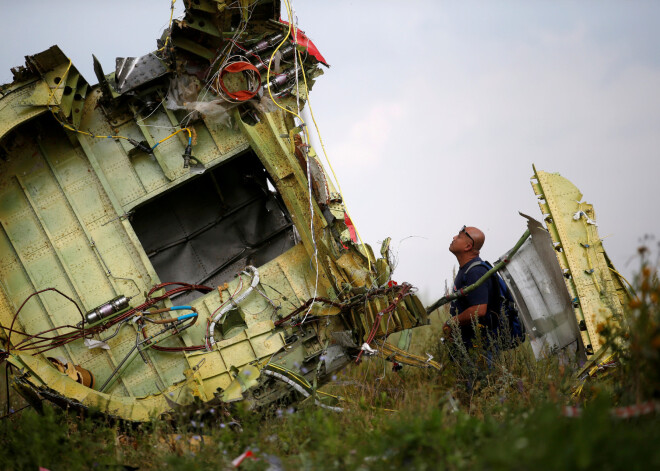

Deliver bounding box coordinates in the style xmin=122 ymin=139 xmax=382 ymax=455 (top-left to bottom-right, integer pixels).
xmin=262 ymin=364 xmax=343 ymax=412
xmin=99 ymin=307 xmax=198 ymax=392
xmin=206 ymin=266 xmax=259 ymax=347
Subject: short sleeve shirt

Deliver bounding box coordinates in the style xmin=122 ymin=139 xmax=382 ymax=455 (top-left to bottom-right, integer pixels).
xmin=450 ymin=256 xmax=500 ymax=347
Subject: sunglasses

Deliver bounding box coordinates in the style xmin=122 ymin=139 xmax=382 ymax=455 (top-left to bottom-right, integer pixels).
xmin=460 ymin=225 xmax=475 ymax=245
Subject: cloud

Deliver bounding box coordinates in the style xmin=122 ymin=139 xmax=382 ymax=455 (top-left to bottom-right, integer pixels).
xmin=329 ymin=102 xmax=408 ymax=168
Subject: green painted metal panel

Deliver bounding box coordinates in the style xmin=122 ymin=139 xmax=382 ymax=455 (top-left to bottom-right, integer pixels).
xmin=0 ymin=1 xmax=429 ymax=421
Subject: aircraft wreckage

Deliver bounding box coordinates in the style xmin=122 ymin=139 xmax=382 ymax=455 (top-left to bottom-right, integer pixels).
xmin=0 ymin=1 xmax=629 ymax=422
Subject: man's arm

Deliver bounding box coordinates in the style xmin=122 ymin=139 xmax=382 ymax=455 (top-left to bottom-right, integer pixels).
xmin=454 ymin=304 xmax=488 ymax=325
xmin=443 ymin=304 xmax=487 ymax=336
xmin=444 ymin=264 xmax=490 ymax=337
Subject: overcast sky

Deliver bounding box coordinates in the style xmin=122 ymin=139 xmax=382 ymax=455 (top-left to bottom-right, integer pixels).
xmin=1 ymin=1 xmax=658 ymax=303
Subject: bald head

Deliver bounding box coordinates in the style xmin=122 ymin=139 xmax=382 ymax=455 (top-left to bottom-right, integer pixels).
xmin=465 ymin=226 xmax=485 ymax=252
xmin=449 ymin=225 xmax=486 ymax=266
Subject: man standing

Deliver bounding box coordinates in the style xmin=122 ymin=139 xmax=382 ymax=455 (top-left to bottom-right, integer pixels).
xmin=444 ymin=226 xmax=501 ymax=349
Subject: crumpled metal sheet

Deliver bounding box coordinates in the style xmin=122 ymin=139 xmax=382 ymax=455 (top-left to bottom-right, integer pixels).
xmin=0 ymin=0 xmax=429 ymax=422
xmin=500 ymin=213 xmax=583 ymax=361
xmin=115 ymin=54 xmax=168 ymax=94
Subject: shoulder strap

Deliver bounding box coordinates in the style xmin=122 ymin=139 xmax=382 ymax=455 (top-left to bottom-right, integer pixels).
xmin=462 ymin=260 xmax=481 ymax=285
xmin=464 ymin=260 xmax=487 ymax=275
xmin=464 ymin=260 xmax=512 ymax=299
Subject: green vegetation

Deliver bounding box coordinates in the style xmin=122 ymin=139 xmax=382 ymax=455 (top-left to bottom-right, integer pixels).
xmin=1 ymin=254 xmax=659 ymax=470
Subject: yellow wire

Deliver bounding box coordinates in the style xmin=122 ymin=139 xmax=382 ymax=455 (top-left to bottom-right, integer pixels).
xmin=269 ymin=0 xmax=374 ymax=267
xmin=157 ymin=0 xmax=177 ymax=53
xmin=295 ymin=47 xmax=373 ymax=267
xmin=56 ymin=116 xmax=130 ymax=141
xmin=46 ymin=59 xmax=132 ymax=141
xmin=46 ymin=60 xmax=73 ymax=107
xmin=571 ymin=353 xmax=616 ymax=398
xmin=43 ymin=42 xmax=187 ymax=151
xmin=155 ymin=127 xmax=191 ymax=146
xmin=266 ymin=4 xmax=310 ymax=143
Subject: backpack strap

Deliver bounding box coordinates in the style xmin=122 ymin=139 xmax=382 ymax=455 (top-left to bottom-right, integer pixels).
xmin=464 ymin=260 xmax=508 ymax=299
xmin=462 ymin=260 xmax=481 ymax=287
xmin=464 ymin=260 xmax=486 ymax=276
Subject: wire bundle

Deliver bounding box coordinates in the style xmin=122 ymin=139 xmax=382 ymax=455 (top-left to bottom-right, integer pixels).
xmin=214 ymin=60 xmax=262 ymax=102
xmin=2 ymin=282 xmax=212 ymax=357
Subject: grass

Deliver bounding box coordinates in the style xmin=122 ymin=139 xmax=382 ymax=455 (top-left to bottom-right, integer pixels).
xmin=1 ymin=253 xmax=659 ymax=470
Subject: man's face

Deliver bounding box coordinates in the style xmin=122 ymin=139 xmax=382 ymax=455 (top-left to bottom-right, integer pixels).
xmin=449 ymin=227 xmax=473 ymax=254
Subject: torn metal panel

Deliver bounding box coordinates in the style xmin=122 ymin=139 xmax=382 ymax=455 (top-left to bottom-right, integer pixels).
xmin=0 ymin=0 xmax=427 ymax=422
xmin=115 ymin=54 xmax=169 ymax=94
xmin=499 ymin=214 xmax=583 ymax=361
xmin=531 ymin=166 xmax=628 ymax=357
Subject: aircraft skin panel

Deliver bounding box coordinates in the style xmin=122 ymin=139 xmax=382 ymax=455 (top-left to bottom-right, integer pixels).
xmin=6 ymin=243 xmax=330 ymax=418
xmin=500 ymin=214 xmax=583 ymax=360
xmin=0 ymin=91 xmax=47 ymax=145
xmin=0 ymin=1 xmax=429 ymax=421
xmin=531 ymin=167 xmax=627 ymax=357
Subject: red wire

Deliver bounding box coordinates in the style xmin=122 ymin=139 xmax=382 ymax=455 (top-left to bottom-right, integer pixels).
xmin=6 ymin=288 xmax=84 ymax=351
xmin=6 ymin=283 xmax=212 ymax=356
xmin=355 ymin=284 xmax=412 ymax=363
xmin=217 ymin=61 xmax=261 ymax=101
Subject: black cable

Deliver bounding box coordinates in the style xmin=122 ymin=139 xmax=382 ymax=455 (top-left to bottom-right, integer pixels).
xmin=0 ymin=404 xmax=30 ymax=421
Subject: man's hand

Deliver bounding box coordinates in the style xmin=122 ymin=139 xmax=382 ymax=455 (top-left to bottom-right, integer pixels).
xmin=443 ymin=321 xmax=453 ymax=342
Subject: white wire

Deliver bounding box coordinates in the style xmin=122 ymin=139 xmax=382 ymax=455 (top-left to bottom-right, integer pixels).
xmin=291 ymin=0 xmax=319 ymax=325
xmin=292 ymin=6 xmax=301 ymax=114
